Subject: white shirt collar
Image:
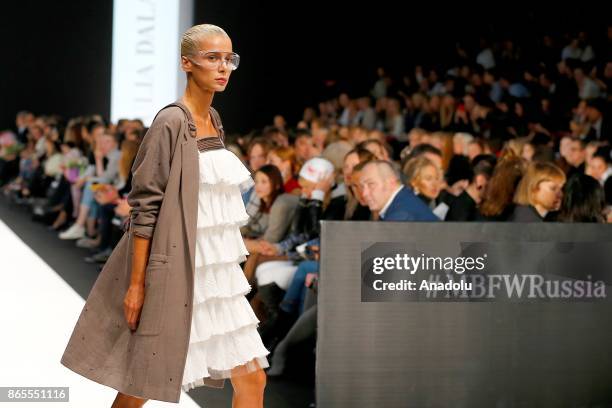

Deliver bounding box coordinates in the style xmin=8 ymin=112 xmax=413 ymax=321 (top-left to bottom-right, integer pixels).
xmin=379 ymin=184 xmax=404 ymax=219
xmin=601 ymin=166 xmax=612 ymax=185
xmin=593 ymin=118 xmax=603 ymax=137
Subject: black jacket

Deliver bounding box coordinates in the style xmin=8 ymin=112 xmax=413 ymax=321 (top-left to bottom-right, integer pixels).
xmin=276 ymin=188 xmax=346 ymax=254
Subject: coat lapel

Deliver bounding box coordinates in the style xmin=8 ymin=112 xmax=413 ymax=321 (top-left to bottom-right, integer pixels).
xmin=180 ymin=127 xmax=198 ymax=277
xmin=176 ymin=101 xmax=215 ymax=278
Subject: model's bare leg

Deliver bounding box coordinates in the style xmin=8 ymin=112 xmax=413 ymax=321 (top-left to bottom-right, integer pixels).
xmin=110 ymin=392 xmax=147 ymax=408
xmin=230 ymin=366 xmax=266 ymax=408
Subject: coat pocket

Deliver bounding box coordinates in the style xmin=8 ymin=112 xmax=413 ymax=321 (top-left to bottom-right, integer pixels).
xmin=135 ymin=253 xmax=170 ymax=336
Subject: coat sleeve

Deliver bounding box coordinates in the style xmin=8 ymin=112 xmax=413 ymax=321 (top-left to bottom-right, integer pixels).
xmin=126 ymin=109 xmax=178 ymax=239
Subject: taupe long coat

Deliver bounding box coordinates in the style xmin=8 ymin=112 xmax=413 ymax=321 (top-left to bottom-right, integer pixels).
xmin=60 ymin=101 xmax=229 ymax=403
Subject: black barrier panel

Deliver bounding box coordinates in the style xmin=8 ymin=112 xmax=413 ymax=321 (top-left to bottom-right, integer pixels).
xmin=318 ymin=221 xmax=612 ymax=408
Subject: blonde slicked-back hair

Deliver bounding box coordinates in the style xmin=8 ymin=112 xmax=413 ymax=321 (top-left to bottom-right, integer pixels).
xmin=180 ymin=24 xmax=229 ymax=57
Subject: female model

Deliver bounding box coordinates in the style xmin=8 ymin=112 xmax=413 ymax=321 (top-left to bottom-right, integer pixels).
xmin=61 ymin=24 xmax=269 ymax=408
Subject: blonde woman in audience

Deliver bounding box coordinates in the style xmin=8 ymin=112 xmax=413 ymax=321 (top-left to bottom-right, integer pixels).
xmin=403 ymin=155 xmax=446 ymax=218
xmin=511 ymin=161 xmax=566 ymax=221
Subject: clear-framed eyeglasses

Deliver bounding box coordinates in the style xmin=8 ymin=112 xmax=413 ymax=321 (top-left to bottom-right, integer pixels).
xmin=192 ymin=50 xmax=240 ymax=71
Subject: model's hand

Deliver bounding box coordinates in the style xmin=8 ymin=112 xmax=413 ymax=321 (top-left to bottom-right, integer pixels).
xmin=114 ymin=198 xmax=131 ymax=217
xmin=123 ymin=283 xmax=145 ymax=331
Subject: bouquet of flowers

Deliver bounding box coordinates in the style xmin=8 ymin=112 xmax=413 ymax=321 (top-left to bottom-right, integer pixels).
xmin=3 ymin=142 xmax=24 ymax=157
xmin=0 ymin=131 xmax=24 ymax=158
xmin=64 ymin=157 xmax=89 ymax=183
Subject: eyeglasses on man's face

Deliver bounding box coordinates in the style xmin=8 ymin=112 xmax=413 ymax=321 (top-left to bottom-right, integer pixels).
xmin=191 ymin=50 xmax=240 ymax=71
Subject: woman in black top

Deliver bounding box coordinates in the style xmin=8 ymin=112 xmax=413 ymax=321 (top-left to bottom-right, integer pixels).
xmin=510 ymin=161 xmax=566 ymax=222
xmin=557 ymin=173 xmax=606 ymax=222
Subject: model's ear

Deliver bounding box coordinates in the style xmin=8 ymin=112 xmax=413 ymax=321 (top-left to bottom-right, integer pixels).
xmin=180 ymin=55 xmax=193 ymax=73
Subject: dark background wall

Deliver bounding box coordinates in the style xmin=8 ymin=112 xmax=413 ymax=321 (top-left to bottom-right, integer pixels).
xmin=1 ymin=1 xmax=608 ymax=134
xmin=1 ymin=1 xmax=113 ymax=132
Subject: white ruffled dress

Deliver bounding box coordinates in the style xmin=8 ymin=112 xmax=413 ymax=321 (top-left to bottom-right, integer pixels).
xmin=181 ymin=136 xmax=270 ymax=392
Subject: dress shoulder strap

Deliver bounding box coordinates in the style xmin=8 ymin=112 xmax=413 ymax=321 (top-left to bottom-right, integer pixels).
xmin=158 ymin=100 xmax=224 ymax=143
xmin=209 ymin=106 xmax=225 ymax=143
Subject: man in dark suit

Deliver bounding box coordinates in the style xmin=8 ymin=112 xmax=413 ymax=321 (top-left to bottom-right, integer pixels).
xmin=359 ymin=160 xmax=438 ymax=221
xmin=585 ymin=98 xmax=611 ymax=145
xmin=15 ymin=110 xmax=33 ymax=145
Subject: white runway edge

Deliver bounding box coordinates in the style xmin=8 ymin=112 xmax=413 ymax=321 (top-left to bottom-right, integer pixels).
xmin=0 ymin=218 xmax=202 ymax=407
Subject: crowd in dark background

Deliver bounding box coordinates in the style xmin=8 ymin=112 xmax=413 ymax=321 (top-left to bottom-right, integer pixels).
xmin=1 ymin=25 xmax=611 ymax=392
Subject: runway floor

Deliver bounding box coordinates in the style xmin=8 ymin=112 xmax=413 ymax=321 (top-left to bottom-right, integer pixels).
xmin=0 ymin=196 xmax=313 ymax=407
